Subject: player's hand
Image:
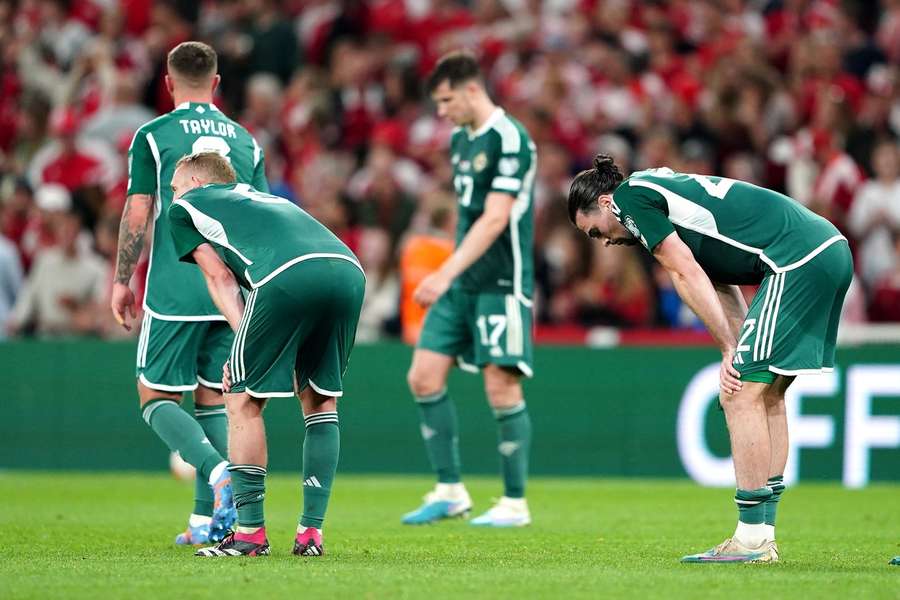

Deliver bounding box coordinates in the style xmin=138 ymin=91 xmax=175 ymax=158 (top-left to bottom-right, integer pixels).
xmin=413 ymin=271 xmax=451 ymax=308
xmin=110 ymin=282 xmax=136 ymax=331
xmin=222 ymin=361 xmax=232 ymax=393
xmin=720 ymin=347 xmax=742 ymax=395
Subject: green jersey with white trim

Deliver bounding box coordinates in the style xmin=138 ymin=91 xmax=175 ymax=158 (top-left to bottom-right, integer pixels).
xmin=450 ymin=108 xmax=536 ymax=300
xmin=127 ymin=102 xmax=268 ymax=318
xmin=611 ymin=168 xmax=844 ymax=285
xmin=167 ymin=183 xmax=360 ymax=290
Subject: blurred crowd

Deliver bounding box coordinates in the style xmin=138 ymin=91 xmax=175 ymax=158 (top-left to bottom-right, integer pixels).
xmin=1 ymin=0 xmax=899 ymax=341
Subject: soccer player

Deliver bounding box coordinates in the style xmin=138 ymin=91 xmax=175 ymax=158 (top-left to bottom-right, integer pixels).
xmin=567 ymin=155 xmax=853 ymax=563
xmin=165 ymin=153 xmax=365 ymax=557
xmin=110 ymin=42 xmax=268 ymax=546
xmin=401 ymin=51 xmax=537 ymax=527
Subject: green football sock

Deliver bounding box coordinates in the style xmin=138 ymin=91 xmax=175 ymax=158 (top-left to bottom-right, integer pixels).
xmin=735 ymin=487 xmax=773 ymax=524
xmin=415 ymin=389 xmax=461 ymax=484
xmin=300 ymin=412 xmax=340 ymax=529
xmin=229 ymin=464 xmax=267 ymax=528
xmin=142 ymin=399 xmax=224 ymax=482
xmin=193 ymin=403 xmax=228 ymax=517
xmin=764 ymin=475 xmax=785 ymax=526
xmin=495 ymin=403 xmax=531 ymax=499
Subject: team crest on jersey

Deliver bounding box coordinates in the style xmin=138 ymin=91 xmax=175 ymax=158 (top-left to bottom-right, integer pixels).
xmin=459 ymin=160 xmax=471 ymax=172
xmin=473 ymin=152 xmax=488 ymax=172
xmin=498 ymin=157 xmax=519 ymax=176
xmin=624 ymin=215 xmax=641 ymax=239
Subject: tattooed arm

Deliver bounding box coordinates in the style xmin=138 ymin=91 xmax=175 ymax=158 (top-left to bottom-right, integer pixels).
xmin=111 ymin=194 xmax=154 ymax=330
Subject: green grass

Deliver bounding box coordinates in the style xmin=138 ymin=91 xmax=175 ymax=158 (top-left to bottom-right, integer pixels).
xmin=1 ymin=473 xmax=897 ymax=599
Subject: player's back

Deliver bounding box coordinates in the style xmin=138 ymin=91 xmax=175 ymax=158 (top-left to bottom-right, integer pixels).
xmin=617 ymin=168 xmax=842 ymax=284
xmin=128 ymin=102 xmax=267 ymax=317
xmin=171 ymin=183 xmax=358 ymax=289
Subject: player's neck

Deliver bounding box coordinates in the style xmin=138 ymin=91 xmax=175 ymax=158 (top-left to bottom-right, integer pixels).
xmin=469 ymin=97 xmax=499 ymax=132
xmin=171 ymin=90 xmax=214 ymax=107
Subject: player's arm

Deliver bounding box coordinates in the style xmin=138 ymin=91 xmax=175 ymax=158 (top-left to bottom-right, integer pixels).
xmin=653 ymin=232 xmax=742 ymax=393
xmin=191 ymin=244 xmax=245 ymax=333
xmin=713 ymin=282 xmax=748 ymax=340
xmin=413 ymin=192 xmax=514 ymax=307
xmin=111 ymin=130 xmax=156 ymax=331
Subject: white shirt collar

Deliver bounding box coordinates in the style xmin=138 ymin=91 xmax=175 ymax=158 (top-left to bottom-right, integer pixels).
xmin=468 ymin=107 xmax=504 ymax=139
xmin=175 ymin=102 xmax=220 ymax=112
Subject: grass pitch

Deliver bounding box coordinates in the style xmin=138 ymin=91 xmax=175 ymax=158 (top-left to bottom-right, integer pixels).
xmin=2 ymin=472 xmax=897 ymax=599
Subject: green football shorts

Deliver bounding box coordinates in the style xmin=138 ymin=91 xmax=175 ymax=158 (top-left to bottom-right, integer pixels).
xmin=228 ymin=257 xmax=365 ymax=398
xmin=135 ymin=316 xmax=232 ymax=392
xmin=733 ymin=239 xmax=852 ymax=378
xmin=418 ymin=286 xmax=534 ymax=377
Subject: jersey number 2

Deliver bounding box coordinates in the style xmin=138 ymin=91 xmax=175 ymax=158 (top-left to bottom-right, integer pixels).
xmin=192 ymin=136 xmax=232 ymax=162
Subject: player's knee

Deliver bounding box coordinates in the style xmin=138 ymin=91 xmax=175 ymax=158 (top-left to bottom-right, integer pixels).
xmin=226 ymin=394 xmax=264 ymax=420
xmin=136 ymin=381 xmax=180 ymax=408
xmin=407 ymin=365 xmax=440 ymax=398
xmin=483 ymin=370 xmax=521 ymax=409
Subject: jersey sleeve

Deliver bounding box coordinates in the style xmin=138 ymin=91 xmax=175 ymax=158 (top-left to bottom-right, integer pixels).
xmin=613 ymin=184 xmax=675 ymax=252
xmin=167 ymin=202 xmax=207 ymax=263
xmin=489 ymin=133 xmax=532 ymax=196
xmin=126 ymin=129 xmax=157 ymax=196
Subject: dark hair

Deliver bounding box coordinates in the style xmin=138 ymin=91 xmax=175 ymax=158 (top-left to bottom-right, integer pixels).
xmin=426 ymin=50 xmax=483 ymax=94
xmin=167 ymin=41 xmax=217 ymax=85
xmin=567 ymin=154 xmax=624 ymax=224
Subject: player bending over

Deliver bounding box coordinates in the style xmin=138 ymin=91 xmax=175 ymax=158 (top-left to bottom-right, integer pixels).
xmin=568 ymin=155 xmax=852 ymax=563
xmin=167 ymin=153 xmax=365 ymax=557
xmin=402 ymin=51 xmax=538 ymax=527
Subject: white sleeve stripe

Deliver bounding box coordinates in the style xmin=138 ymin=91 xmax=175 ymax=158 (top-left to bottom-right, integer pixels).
xmin=492 ymin=176 xmax=522 ymax=191
xmin=252 ymin=138 xmax=262 ymax=167
xmin=493 ymin=116 xmax=521 ymax=153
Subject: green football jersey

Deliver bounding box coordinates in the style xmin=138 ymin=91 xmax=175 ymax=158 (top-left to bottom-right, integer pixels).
xmin=167 ymin=183 xmax=360 ymax=290
xmin=127 ymin=102 xmax=268 ymax=318
xmin=612 ymin=168 xmax=844 ymax=285
xmin=450 ymin=108 xmax=536 ymax=301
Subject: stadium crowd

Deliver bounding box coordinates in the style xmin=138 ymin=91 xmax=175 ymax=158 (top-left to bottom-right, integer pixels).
xmin=1 ymin=0 xmax=899 ymax=341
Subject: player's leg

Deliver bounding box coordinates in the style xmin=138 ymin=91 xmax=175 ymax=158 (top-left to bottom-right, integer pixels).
xmin=195 ymin=390 xmax=270 ymax=557
xmin=402 ymin=288 xmax=474 ymax=524
xmin=289 ymin=257 xmax=364 ymax=555
xmin=469 ymin=364 xmax=532 ymax=527
xmin=682 ymin=381 xmax=779 ymax=563
xmin=762 ymin=375 xmax=793 ymax=544
xmin=192 ymin=321 xmax=235 ymax=540
xmin=295 ymin=388 xmax=338 ymax=557
xmin=682 ymin=274 xmax=781 ymax=563
xmin=468 ymin=293 xmax=533 ymax=527
xmin=197 ymin=288 xmax=281 ymax=557
xmin=136 ymin=317 xmax=231 ymax=545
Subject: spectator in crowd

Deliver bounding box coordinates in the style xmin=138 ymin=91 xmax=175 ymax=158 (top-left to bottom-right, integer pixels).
xmin=1 ymin=0 xmax=900 ymax=339
xmin=356 ymin=227 xmax=399 ymax=343
xmin=399 ymin=190 xmax=455 ymax=345
xmin=869 ymin=232 xmax=900 ymax=322
xmin=848 ymin=139 xmax=900 ymax=288
xmin=0 ymin=226 xmax=22 ymax=339
xmin=7 ymin=206 xmax=106 ymax=337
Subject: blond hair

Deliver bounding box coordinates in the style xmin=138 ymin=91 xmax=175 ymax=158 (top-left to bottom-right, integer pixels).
xmin=175 ymin=152 xmax=237 ymax=184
